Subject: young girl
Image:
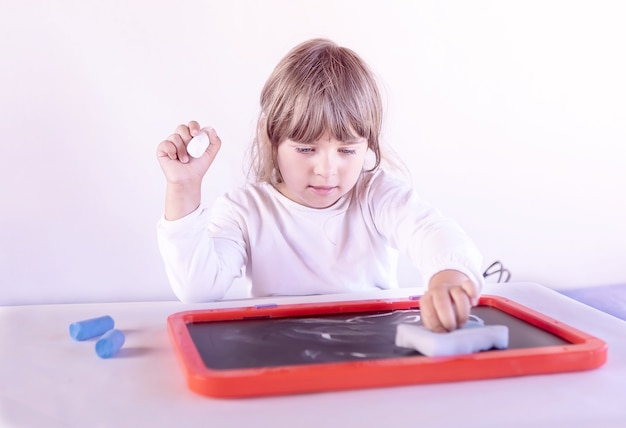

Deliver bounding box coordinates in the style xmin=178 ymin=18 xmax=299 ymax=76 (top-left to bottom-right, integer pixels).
xmin=156 ymin=38 xmax=483 ymax=332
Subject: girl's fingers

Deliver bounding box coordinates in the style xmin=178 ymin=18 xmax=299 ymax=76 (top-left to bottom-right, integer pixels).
xmin=204 ymin=128 xmax=222 ymax=161
xmin=156 ymin=139 xmax=179 ymax=161
xmin=421 ymin=282 xmax=477 ymax=332
xmin=450 ymin=286 xmax=472 ymax=327
xmin=174 ymin=124 xmax=193 ymax=142
xmin=419 ymin=294 xmax=443 ymax=332
xmin=187 ymin=120 xmax=201 ymax=136
xmin=431 ymin=287 xmax=459 ymax=331
xmin=421 ymin=290 xmax=453 ymax=332
xmin=462 ymin=279 xmax=480 ymax=306
xmin=165 ymin=133 xmax=189 ymax=163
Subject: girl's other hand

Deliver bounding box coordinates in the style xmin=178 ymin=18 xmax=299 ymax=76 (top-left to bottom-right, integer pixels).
xmin=420 ymin=270 xmax=479 ymax=332
xmin=156 ymin=121 xmax=222 ymax=186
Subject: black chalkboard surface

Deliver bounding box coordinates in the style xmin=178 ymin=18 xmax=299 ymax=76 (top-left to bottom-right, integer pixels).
xmin=167 ymin=295 xmax=607 ymax=398
xmin=186 ymin=306 xmax=568 ymax=370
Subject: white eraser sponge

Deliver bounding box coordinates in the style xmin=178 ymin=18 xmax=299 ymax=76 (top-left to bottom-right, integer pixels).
xmin=395 ymin=324 xmax=509 ymax=357
xmin=186 ymin=128 xmax=212 ymax=158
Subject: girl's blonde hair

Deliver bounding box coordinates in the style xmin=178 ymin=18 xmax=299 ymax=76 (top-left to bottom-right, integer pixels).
xmin=250 ymin=38 xmax=384 ymax=184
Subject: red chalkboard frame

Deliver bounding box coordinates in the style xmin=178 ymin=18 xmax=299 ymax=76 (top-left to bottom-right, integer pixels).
xmin=167 ymin=295 xmax=607 ymax=398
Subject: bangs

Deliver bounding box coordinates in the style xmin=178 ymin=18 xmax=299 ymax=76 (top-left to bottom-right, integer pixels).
xmin=284 ymin=88 xmax=374 ymax=144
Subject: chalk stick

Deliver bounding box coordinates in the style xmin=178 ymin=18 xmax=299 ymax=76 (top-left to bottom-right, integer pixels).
xmin=395 ymin=324 xmax=509 ymax=357
xmin=186 ymin=128 xmax=212 ymax=158
xmin=69 ymin=315 xmax=115 ymax=341
xmin=95 ymin=329 xmax=125 ymax=358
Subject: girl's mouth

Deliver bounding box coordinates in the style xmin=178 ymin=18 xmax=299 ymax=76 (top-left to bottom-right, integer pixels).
xmin=309 ymin=186 xmax=337 ymax=196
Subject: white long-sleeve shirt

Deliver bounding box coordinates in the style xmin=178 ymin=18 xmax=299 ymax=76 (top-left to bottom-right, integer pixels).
xmin=157 ymin=170 xmax=484 ymax=303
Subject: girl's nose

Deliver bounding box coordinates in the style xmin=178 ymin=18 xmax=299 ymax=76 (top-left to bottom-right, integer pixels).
xmin=313 ymin=152 xmax=338 ymax=177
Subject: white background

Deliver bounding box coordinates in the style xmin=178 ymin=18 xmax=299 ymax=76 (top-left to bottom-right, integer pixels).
xmin=1 ymin=0 xmax=624 ymax=305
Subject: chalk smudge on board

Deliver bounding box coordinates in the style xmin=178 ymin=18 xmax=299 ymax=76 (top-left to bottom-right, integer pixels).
xmin=221 ymin=309 xmax=423 ymax=361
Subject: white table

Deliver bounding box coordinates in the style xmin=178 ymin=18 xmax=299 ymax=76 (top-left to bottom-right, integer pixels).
xmin=1 ymin=283 xmax=625 ymax=428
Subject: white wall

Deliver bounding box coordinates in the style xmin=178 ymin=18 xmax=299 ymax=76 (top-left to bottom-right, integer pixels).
xmin=1 ymin=0 xmax=625 ymax=305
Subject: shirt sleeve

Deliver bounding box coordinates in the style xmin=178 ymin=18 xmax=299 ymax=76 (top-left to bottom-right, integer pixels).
xmin=156 ymin=200 xmax=247 ymax=303
xmin=366 ymin=172 xmax=484 ymax=293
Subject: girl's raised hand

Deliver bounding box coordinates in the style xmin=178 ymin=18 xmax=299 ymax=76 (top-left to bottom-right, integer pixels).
xmin=157 ymin=121 xmax=222 ymax=220
xmin=156 ymin=121 xmax=222 ymax=186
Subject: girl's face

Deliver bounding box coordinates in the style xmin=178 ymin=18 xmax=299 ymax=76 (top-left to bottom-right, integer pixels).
xmin=275 ymin=134 xmax=368 ymax=208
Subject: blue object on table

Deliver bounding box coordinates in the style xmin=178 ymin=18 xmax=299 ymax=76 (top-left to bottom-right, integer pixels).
xmin=69 ymin=315 xmax=115 ymax=341
xmin=95 ymin=329 xmax=125 ymax=358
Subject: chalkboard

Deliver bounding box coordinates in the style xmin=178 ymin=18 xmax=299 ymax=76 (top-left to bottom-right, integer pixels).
xmin=168 ymin=295 xmax=607 ymax=398
xmin=186 ymin=306 xmax=567 ymax=370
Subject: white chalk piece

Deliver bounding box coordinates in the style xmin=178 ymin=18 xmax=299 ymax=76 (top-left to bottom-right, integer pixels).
xmin=69 ymin=315 xmax=114 ymax=341
xmin=186 ymin=128 xmax=212 ymax=158
xmin=395 ymin=324 xmax=509 ymax=357
xmin=95 ymin=329 xmax=125 ymax=358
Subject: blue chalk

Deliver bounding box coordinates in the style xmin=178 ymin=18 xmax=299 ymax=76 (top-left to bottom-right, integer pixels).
xmin=95 ymin=329 xmax=125 ymax=358
xmin=69 ymin=315 xmax=114 ymax=341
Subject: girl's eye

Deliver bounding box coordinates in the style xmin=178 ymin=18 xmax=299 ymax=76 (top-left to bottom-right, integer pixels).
xmin=340 ymin=149 xmax=357 ymax=155
xmin=295 ymin=147 xmax=314 ymax=154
